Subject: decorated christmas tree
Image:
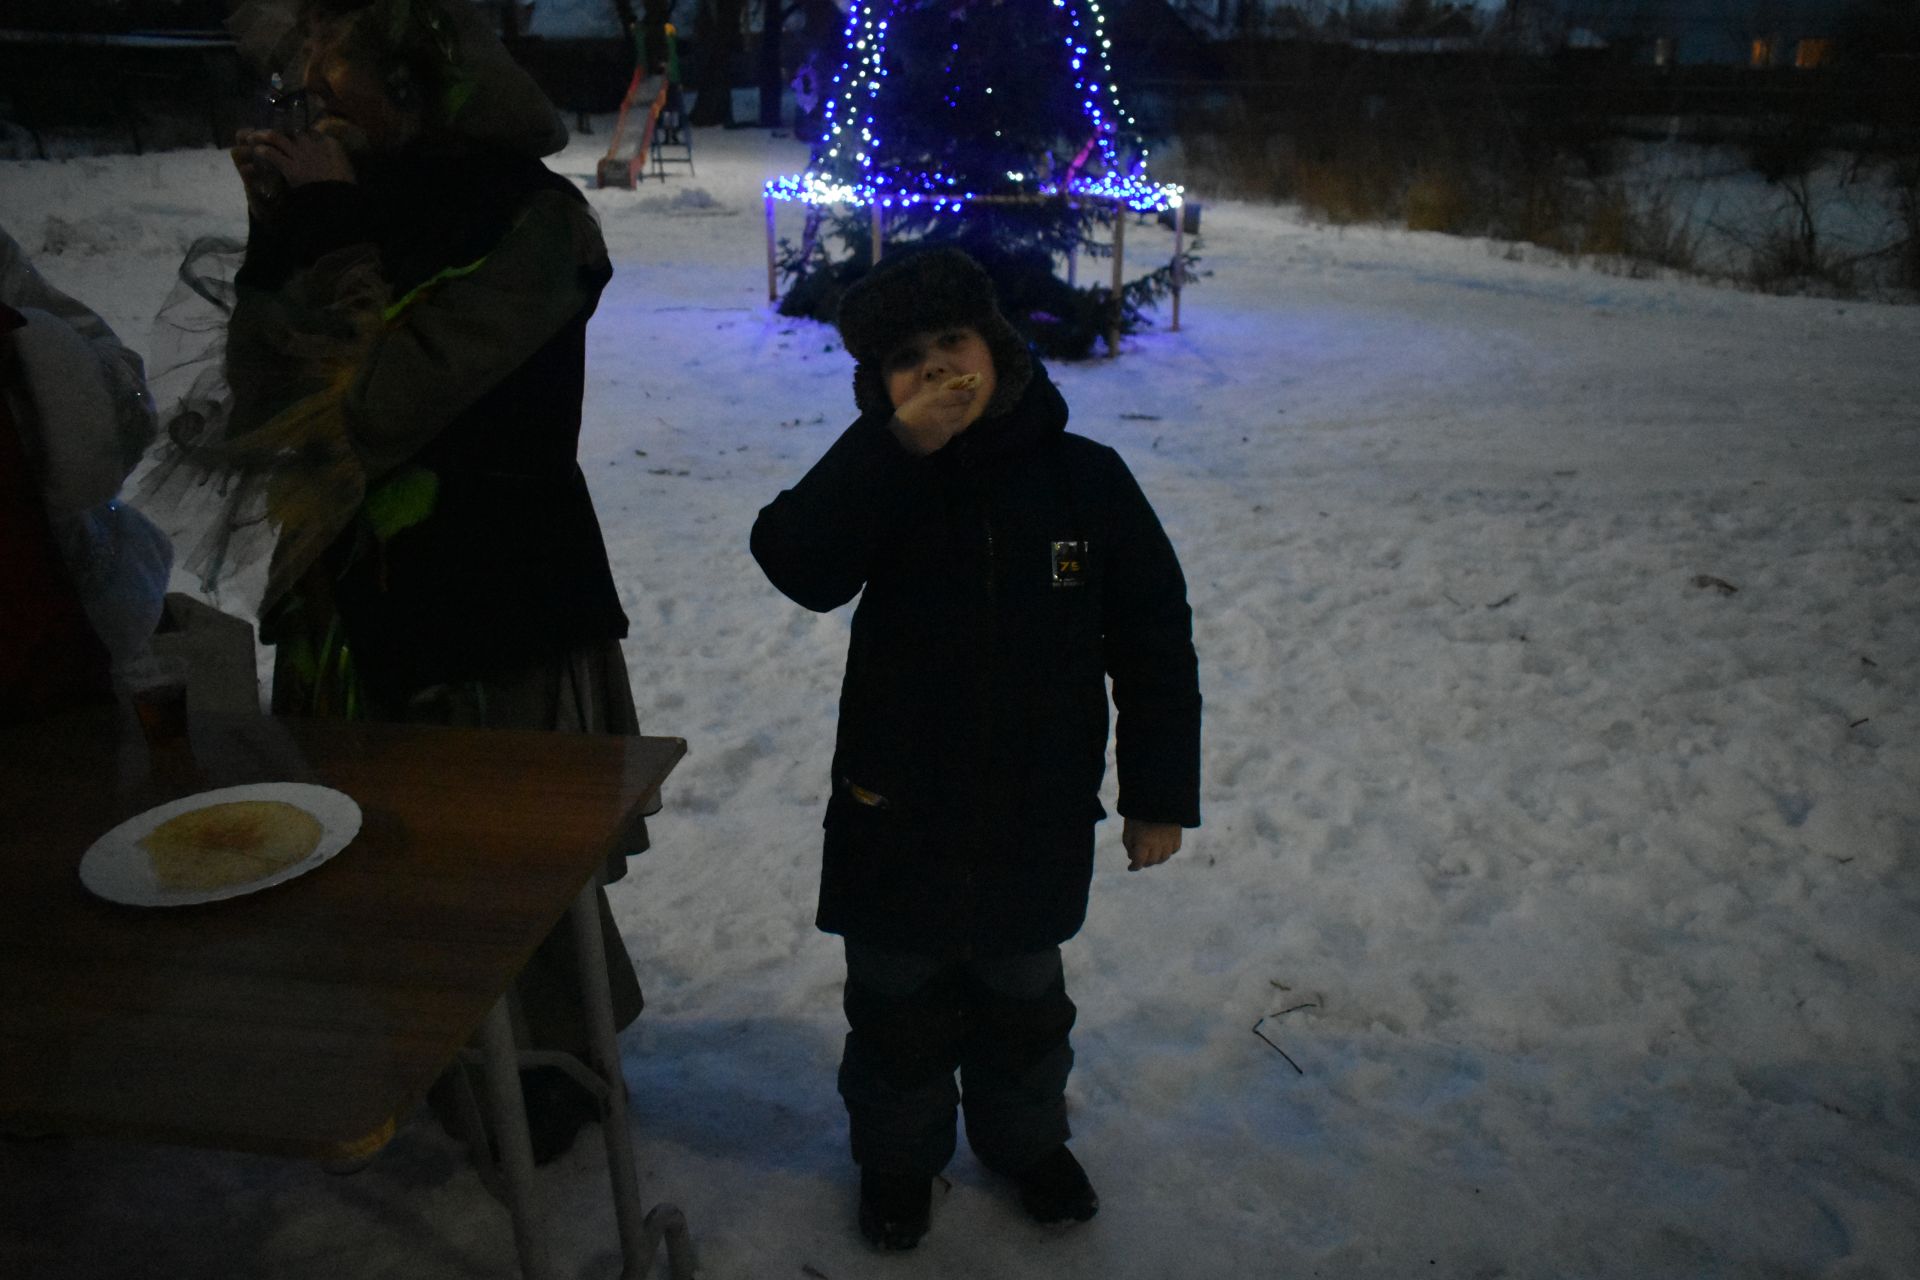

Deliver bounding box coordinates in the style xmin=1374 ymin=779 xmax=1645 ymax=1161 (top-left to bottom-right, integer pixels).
xmin=765 ymin=0 xmax=1194 ymax=358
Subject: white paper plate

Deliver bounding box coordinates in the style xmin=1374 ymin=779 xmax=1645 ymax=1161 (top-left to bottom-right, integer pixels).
xmin=79 ymin=783 xmax=362 ymax=907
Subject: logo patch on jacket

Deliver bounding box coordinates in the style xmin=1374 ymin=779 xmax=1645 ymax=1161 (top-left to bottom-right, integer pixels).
xmin=1051 ymin=540 xmax=1089 ymax=588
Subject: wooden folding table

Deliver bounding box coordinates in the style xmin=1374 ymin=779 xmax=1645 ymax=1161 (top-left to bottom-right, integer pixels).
xmin=0 ymin=707 xmax=693 ymax=1279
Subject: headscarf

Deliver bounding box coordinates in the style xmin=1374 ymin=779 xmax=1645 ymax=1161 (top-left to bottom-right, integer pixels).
xmin=230 ymin=0 xmax=568 ymax=158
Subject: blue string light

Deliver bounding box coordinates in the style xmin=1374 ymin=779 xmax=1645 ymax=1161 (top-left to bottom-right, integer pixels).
xmin=765 ymin=0 xmax=1182 ymax=214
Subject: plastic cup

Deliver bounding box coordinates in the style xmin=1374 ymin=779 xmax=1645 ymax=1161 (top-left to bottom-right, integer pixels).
xmin=117 ymin=654 xmax=191 ymax=747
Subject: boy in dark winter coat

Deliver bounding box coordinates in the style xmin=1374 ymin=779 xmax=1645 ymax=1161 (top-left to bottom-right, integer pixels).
xmin=750 ymin=247 xmax=1201 ymax=1251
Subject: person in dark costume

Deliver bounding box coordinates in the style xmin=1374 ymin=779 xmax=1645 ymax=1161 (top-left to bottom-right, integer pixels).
xmin=149 ymin=0 xmax=647 ymax=1163
xmin=750 ymin=247 xmax=1202 ymax=1250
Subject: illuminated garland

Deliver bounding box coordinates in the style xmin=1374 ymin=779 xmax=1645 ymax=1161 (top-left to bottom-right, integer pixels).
xmin=764 ymin=0 xmax=1183 ymax=214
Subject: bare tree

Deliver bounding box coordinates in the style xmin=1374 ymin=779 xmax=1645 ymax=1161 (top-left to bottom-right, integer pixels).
xmin=688 ymin=0 xmax=745 ymax=125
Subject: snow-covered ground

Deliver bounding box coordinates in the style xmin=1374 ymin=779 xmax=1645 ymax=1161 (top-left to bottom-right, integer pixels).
xmin=3 ymin=125 xmax=1917 ymax=1280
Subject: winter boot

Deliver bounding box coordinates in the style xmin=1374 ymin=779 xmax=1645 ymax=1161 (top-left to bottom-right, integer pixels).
xmin=1013 ymin=1145 xmax=1099 ymax=1224
xmin=858 ymin=1167 xmax=933 ymax=1251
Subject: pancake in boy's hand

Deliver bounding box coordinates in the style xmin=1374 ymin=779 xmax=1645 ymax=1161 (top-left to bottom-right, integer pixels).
xmin=944 ymin=373 xmax=980 ymax=391
xmin=140 ymin=799 xmax=324 ymax=892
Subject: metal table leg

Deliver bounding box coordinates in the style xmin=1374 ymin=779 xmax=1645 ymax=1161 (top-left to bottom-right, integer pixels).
xmin=570 ymin=876 xmax=647 ymax=1264
xmin=568 ymin=874 xmax=700 ymax=1280
xmin=478 ymin=998 xmax=558 ymax=1280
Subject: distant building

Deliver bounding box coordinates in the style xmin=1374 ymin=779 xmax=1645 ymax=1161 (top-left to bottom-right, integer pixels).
xmin=1514 ymin=0 xmax=1850 ymax=66
xmin=1159 ymin=0 xmax=1853 ymax=66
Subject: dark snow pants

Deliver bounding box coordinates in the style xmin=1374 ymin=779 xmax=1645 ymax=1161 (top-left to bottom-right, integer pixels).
xmin=838 ymin=938 xmax=1076 ymax=1178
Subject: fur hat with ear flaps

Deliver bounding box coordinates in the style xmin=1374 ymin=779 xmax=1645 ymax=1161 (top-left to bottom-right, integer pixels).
xmin=835 ymin=247 xmax=1034 ymax=422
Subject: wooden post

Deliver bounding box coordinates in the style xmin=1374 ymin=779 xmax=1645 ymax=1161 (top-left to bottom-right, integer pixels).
xmin=1108 ymin=201 xmax=1125 ymax=356
xmin=765 ymin=195 xmax=778 ymax=303
xmin=871 ymin=202 xmax=884 ymax=264
xmin=1171 ymin=205 xmax=1184 ymax=333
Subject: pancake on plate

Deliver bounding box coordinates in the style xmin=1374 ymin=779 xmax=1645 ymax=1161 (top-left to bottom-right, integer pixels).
xmin=139 ymin=799 xmax=324 ymax=892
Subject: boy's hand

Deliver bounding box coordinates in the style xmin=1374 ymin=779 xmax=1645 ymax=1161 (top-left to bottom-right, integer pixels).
xmin=1123 ymin=818 xmax=1182 ymax=872
xmin=886 ymin=373 xmax=981 ymax=456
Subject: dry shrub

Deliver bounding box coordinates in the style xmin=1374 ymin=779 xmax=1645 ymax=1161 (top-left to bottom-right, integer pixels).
xmin=1171 ymin=136 xmax=1242 ymax=198
xmin=1582 ymin=186 xmax=1635 ymax=256
xmin=1173 ymin=103 xmax=1295 ymax=201
xmin=1618 ymin=188 xmax=1698 ymax=272
xmin=1574 ymin=184 xmax=1698 ymax=275
xmin=1750 ymin=223 xmax=1856 ymax=294
xmin=1403 ymin=165 xmax=1473 ymax=233
xmin=1486 ymin=171 xmax=1579 ymax=253
xmin=1893 ymin=159 xmax=1920 ymax=291
xmin=1293 ymin=143 xmax=1399 ymax=224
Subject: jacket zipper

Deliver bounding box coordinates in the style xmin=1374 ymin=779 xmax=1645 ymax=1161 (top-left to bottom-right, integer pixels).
xmin=969 ymin=462 xmax=997 ymax=934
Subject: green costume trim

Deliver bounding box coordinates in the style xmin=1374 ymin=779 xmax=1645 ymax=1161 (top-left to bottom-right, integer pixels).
xmin=272 ymin=466 xmax=438 ymax=719
xmin=382 ymin=253 xmax=489 ymax=322
xmin=363 ymin=464 xmax=440 ymax=543
xmin=272 ymin=587 xmax=365 ymax=719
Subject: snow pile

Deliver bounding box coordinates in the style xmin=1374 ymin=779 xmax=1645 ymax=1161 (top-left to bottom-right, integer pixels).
xmin=1 ymin=126 xmax=1916 ymax=1280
